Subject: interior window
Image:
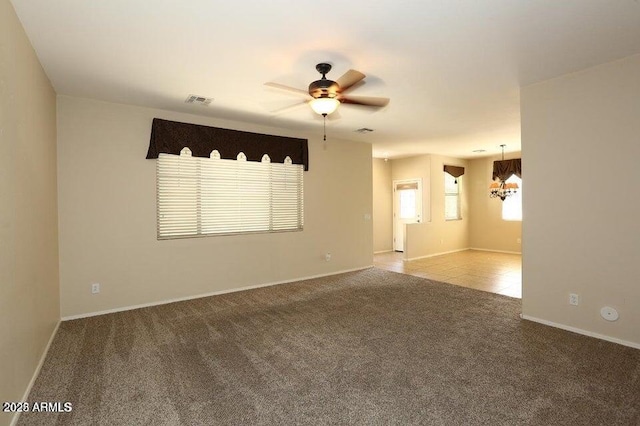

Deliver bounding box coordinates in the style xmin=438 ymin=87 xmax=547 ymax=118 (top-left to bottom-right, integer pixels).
xmin=444 ymin=173 xmax=461 ymax=220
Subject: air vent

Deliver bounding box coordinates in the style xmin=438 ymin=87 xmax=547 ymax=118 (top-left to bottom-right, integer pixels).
xmin=185 ymin=94 xmax=213 ymax=106
xmin=355 ymin=128 xmax=374 ymax=133
xmin=472 ymin=149 xmax=487 ymax=153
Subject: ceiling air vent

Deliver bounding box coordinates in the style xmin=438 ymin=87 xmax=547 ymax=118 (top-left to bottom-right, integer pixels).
xmin=185 ymin=94 xmax=213 ymax=106
xmin=355 ymin=128 xmax=374 ymax=133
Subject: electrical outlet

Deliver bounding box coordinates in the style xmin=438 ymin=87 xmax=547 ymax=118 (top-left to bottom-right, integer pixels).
xmin=325 ymin=253 xmax=331 ymax=262
xmin=517 ymin=238 xmax=521 ymax=244
xmin=91 ymin=283 xmax=100 ymax=294
xmin=569 ymin=293 xmax=579 ymax=306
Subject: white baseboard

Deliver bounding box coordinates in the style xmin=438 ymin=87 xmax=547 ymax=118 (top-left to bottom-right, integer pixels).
xmin=520 ymin=314 xmax=640 ymax=350
xmin=62 ymin=265 xmax=374 ymax=321
xmin=11 ymin=320 xmax=61 ymax=426
xmin=405 ymin=248 xmax=470 ymax=262
xmin=470 ymin=247 xmax=522 ymax=255
xmin=374 ymin=250 xmax=393 ymax=254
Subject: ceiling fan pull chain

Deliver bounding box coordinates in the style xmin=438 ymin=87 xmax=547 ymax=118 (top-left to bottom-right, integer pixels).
xmin=323 ymin=113 xmax=327 ymax=141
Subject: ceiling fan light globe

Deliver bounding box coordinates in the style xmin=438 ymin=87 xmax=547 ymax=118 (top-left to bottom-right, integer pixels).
xmin=310 ymin=98 xmax=340 ymax=115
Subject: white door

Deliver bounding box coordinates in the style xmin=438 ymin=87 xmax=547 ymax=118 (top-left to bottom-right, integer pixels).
xmin=393 ymin=179 xmax=422 ymax=252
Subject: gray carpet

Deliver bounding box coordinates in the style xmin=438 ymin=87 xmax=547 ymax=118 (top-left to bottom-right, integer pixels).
xmin=19 ymin=268 xmax=640 ymax=425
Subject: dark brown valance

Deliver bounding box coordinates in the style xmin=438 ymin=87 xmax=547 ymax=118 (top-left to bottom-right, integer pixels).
xmin=444 ymin=165 xmax=465 ymax=178
xmin=146 ymin=118 xmax=309 ymax=171
xmin=492 ymin=158 xmax=522 ymax=181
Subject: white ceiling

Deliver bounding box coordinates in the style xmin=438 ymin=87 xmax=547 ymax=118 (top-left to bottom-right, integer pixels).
xmin=10 ymin=0 xmax=640 ymax=159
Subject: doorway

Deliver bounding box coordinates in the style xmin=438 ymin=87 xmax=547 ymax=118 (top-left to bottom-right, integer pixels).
xmin=393 ymin=179 xmax=422 ymax=252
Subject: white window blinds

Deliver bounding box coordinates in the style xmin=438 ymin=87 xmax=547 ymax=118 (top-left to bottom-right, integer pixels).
xmin=157 ymin=151 xmax=303 ymax=239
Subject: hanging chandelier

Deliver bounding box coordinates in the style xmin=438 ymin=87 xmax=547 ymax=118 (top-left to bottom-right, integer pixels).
xmin=489 ymin=144 xmax=519 ymax=201
xmin=489 ymin=180 xmax=519 ymax=200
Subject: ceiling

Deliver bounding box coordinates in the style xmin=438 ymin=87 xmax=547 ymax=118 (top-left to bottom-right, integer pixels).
xmin=10 ymin=0 xmax=640 ymax=159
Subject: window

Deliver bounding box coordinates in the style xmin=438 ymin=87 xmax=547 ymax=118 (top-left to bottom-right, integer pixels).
xmin=157 ymin=150 xmax=303 ymax=239
xmin=502 ymin=175 xmax=522 ymax=221
xmin=444 ymin=172 xmax=461 ymax=220
xmin=399 ymin=188 xmax=417 ymax=219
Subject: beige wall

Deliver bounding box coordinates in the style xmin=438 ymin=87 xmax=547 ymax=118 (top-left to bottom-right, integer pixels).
xmin=468 ymin=153 xmax=522 ymax=253
xmin=391 ymin=154 xmax=469 ymax=260
xmin=56 ymin=96 xmax=373 ymax=318
xmin=521 ymin=54 xmax=640 ymax=346
xmin=372 ymin=158 xmax=392 ymax=252
xmin=0 ymin=1 xmax=60 ymax=424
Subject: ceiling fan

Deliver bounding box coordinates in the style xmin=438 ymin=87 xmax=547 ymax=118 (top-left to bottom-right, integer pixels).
xmin=265 ymin=63 xmax=390 ymax=117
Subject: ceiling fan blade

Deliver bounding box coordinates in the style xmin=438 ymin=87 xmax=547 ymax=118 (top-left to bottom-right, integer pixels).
xmin=270 ymin=100 xmax=309 ymax=114
xmin=336 ymin=69 xmax=366 ymax=92
xmin=264 ymin=82 xmax=310 ymax=97
xmin=338 ymin=79 xmax=366 ymax=95
xmin=339 ymin=95 xmax=390 ymax=108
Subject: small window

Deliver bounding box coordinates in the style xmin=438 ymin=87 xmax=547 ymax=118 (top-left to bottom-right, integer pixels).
xmin=502 ymin=175 xmax=522 ymax=221
xmin=399 ymin=189 xmax=417 ymax=219
xmin=157 ymin=152 xmax=304 ymax=239
xmin=444 ymin=173 xmax=461 ymax=220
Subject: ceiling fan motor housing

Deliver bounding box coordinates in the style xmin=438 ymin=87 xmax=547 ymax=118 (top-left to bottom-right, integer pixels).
xmin=309 ymin=63 xmax=339 ymax=99
xmin=308 ymin=79 xmax=339 ymax=99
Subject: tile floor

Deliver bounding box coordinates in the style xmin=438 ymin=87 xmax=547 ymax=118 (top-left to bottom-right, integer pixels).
xmin=374 ymin=249 xmax=522 ymax=298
